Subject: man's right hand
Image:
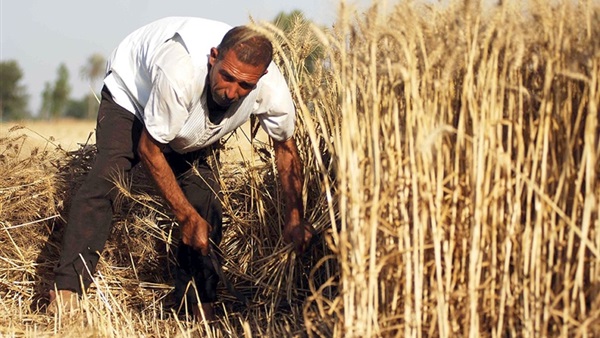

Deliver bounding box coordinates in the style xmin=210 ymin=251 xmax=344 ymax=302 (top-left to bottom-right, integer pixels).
xmin=180 ymin=212 xmax=212 ymax=256
xmin=138 ymin=128 xmax=213 ymax=256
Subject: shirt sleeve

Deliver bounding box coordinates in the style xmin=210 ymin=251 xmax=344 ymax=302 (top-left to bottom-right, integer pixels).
xmin=255 ymin=63 xmax=296 ymax=142
xmin=143 ymin=37 xmax=194 ymax=144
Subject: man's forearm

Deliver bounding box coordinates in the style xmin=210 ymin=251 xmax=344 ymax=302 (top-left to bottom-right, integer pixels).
xmin=138 ymin=128 xmax=211 ymax=254
xmin=138 ymin=128 xmax=195 ymax=221
xmin=274 ymin=136 xmax=315 ymax=254
xmin=273 ymin=137 xmax=304 ymax=226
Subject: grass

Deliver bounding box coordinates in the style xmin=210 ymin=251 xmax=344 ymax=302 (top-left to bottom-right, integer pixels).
xmin=1 ymin=0 xmax=600 ymax=336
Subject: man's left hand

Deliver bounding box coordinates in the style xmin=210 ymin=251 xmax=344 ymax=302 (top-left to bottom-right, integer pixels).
xmin=283 ymin=221 xmax=316 ymax=255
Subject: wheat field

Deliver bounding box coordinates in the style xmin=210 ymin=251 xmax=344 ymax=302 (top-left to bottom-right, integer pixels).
xmin=1 ymin=0 xmax=599 ymax=337
xmin=0 ymin=119 xmax=96 ymax=153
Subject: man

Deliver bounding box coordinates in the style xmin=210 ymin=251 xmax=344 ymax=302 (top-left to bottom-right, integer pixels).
xmin=49 ymin=16 xmax=313 ymax=320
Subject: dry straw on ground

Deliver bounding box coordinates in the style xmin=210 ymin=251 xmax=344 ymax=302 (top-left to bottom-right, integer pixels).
xmin=1 ymin=0 xmax=599 ymax=337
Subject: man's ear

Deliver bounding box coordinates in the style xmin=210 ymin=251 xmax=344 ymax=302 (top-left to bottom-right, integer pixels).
xmin=209 ymin=47 xmax=219 ymax=67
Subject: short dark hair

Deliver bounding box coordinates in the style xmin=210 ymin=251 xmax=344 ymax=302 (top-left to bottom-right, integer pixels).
xmin=217 ymin=26 xmax=273 ymax=70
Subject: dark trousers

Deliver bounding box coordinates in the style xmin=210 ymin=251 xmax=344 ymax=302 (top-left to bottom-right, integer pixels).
xmin=54 ymin=86 xmax=222 ymax=305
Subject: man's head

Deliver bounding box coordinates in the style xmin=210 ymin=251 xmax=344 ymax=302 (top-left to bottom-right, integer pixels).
xmin=208 ymin=26 xmax=273 ymax=108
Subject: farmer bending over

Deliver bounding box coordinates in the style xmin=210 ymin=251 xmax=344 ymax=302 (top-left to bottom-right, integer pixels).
xmin=50 ymin=16 xmax=314 ymax=320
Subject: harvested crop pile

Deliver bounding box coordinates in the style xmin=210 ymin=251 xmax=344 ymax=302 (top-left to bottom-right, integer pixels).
xmin=0 ymin=121 xmax=332 ymax=337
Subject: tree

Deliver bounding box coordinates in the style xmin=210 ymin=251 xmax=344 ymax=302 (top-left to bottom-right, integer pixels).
xmin=65 ymin=94 xmax=97 ymax=119
xmin=272 ymin=10 xmax=324 ymax=74
xmin=40 ymin=82 xmax=53 ymax=120
xmin=0 ymin=60 xmax=29 ymax=121
xmin=273 ymin=9 xmax=305 ymax=32
xmin=80 ymin=53 xmax=105 ymax=119
xmin=47 ymin=63 xmax=71 ymax=119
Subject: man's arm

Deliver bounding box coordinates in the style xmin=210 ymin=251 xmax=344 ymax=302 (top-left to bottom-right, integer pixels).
xmin=273 ymin=136 xmax=313 ymax=254
xmin=138 ymin=127 xmax=211 ymax=255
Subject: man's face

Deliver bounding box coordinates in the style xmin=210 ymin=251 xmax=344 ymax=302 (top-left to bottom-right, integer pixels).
xmin=208 ymin=47 xmax=267 ymax=108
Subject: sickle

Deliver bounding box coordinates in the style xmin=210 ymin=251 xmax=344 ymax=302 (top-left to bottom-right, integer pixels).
xmin=208 ymin=243 xmax=251 ymax=307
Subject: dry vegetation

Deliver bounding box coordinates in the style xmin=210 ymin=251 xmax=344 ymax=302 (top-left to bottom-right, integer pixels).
xmin=1 ymin=0 xmax=599 ymax=337
xmin=0 ymin=119 xmax=96 ymax=154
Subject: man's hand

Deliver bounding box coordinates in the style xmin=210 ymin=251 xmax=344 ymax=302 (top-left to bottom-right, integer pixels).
xmin=283 ymin=221 xmax=316 ymax=254
xmin=180 ymin=212 xmax=212 ymax=256
xmin=138 ymin=128 xmax=212 ymax=255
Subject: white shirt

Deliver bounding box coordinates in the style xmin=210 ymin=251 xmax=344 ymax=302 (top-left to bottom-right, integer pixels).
xmin=103 ymin=17 xmax=296 ymax=153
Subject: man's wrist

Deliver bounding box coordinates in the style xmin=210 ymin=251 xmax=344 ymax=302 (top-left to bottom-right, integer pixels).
xmin=284 ymin=214 xmax=303 ymax=232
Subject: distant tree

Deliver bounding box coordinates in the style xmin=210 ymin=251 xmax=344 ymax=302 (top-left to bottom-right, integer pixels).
xmin=0 ymin=60 xmax=29 ymax=121
xmin=40 ymin=82 xmax=53 ymax=120
xmin=273 ymin=9 xmax=305 ymax=32
xmin=80 ymin=53 xmax=105 ymax=119
xmin=64 ymin=96 xmax=88 ymax=119
xmin=272 ymin=10 xmax=323 ymax=73
xmin=49 ymin=63 xmax=71 ymax=119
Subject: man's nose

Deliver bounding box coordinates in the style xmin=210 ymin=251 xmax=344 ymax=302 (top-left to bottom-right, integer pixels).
xmin=226 ymin=86 xmax=238 ymax=101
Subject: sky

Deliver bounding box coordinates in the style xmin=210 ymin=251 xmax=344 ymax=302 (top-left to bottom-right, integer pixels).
xmin=0 ymin=0 xmax=372 ymax=117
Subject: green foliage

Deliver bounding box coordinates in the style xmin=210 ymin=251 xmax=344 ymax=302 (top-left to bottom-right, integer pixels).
xmin=51 ymin=63 xmax=71 ymax=119
xmin=40 ymin=82 xmax=53 ymax=120
xmin=0 ymin=60 xmax=30 ymax=121
xmin=272 ymin=10 xmax=324 ymax=74
xmin=273 ymin=9 xmax=306 ymax=32
xmin=65 ymin=94 xmax=98 ymax=119
xmin=40 ymin=63 xmax=72 ymax=119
